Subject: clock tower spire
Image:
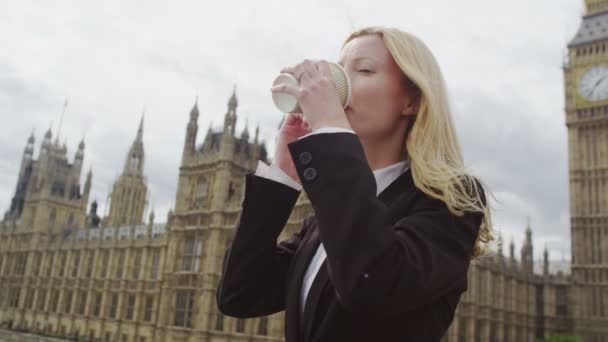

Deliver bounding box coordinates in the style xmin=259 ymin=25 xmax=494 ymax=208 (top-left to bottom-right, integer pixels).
xmin=563 ymin=1 xmax=608 ymax=339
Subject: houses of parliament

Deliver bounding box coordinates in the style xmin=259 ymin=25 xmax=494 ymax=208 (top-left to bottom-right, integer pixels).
xmin=1 ymin=1 xmax=607 ymax=341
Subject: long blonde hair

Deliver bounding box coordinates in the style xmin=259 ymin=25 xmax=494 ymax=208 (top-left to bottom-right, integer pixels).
xmin=343 ymin=27 xmax=494 ymax=258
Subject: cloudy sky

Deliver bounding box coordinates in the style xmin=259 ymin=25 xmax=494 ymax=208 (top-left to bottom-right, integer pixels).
xmin=0 ymin=0 xmax=584 ymax=264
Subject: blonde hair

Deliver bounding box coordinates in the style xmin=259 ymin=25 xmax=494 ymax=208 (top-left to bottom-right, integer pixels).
xmin=343 ymin=26 xmax=494 ymax=259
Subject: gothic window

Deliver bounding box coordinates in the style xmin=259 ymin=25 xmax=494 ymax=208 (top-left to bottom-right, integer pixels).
xmin=228 ymin=182 xmax=235 ymax=201
xmin=150 ymin=250 xmax=160 ymax=280
xmin=101 ymin=251 xmax=109 ymax=278
xmin=24 ymin=289 xmax=34 ymax=309
xmin=11 ymin=253 xmax=23 ymax=276
xmin=556 ymin=286 xmax=568 ymax=316
xmin=86 ymin=251 xmax=94 ymax=278
xmin=125 ymin=294 xmax=135 ymax=320
xmin=46 ymin=253 xmax=54 ymax=277
xmin=92 ymin=293 xmax=102 ymax=317
xmin=215 ymin=312 xmax=224 ymax=331
xmin=181 ymin=235 xmax=202 ymax=272
xmin=7 ymin=287 xmax=20 ymax=308
xmin=108 ymin=293 xmax=119 ymax=319
xmin=29 ymin=206 xmax=36 ymax=226
xmin=129 ymin=153 xmax=140 ymax=172
xmin=474 ymin=319 xmax=483 ymax=342
xmin=63 ymin=290 xmax=73 ymax=314
xmin=504 ymin=324 xmax=511 ymax=342
xmin=132 ymin=249 xmax=142 ymax=279
xmin=67 ymin=213 xmax=75 ymax=228
xmin=72 ymin=251 xmax=80 ymax=278
xmin=144 ymin=295 xmax=154 ymax=322
xmin=78 ymin=291 xmax=87 ymax=315
xmin=49 ymin=289 xmax=59 ymax=312
xmin=32 ymin=252 xmax=41 ymax=276
xmin=49 ymin=208 xmax=56 ymax=230
xmin=236 ymin=318 xmax=245 ymax=333
xmin=116 ymin=250 xmax=125 ymax=279
xmin=258 ymin=316 xmax=268 ymax=335
xmin=59 ymin=252 xmax=66 ymax=277
xmin=174 ymin=290 xmax=195 ymax=327
xmin=489 ymin=321 xmax=498 ymax=342
xmin=36 ymin=289 xmax=47 ymax=311
xmin=193 ymin=179 xmax=208 ymax=207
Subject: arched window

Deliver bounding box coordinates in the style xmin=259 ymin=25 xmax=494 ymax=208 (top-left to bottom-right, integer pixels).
xmin=215 ymin=312 xmax=224 ymax=331
xmin=193 ymin=179 xmax=208 ymax=208
xmin=236 ymin=318 xmax=245 ymax=333
xmin=67 ymin=213 xmax=75 ymax=228
xmin=258 ymin=316 xmax=268 ymax=335
xmin=49 ymin=208 xmax=56 ymax=230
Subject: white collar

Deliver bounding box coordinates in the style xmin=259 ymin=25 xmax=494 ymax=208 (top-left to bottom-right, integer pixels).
xmin=372 ymin=160 xmax=410 ymax=197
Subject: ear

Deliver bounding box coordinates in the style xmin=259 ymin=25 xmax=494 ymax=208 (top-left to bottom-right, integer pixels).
xmin=401 ymin=91 xmax=420 ymax=117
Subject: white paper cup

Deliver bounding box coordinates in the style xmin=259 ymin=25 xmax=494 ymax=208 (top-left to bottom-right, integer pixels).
xmin=272 ymin=62 xmax=352 ymax=113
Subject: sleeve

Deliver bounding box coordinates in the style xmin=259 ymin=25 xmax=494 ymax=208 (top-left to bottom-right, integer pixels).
xmin=216 ymin=172 xmax=310 ymax=318
xmin=286 ymin=132 xmax=483 ymax=318
xmin=255 ymin=160 xmax=302 ymax=191
xmin=297 ymin=126 xmax=356 ymax=140
xmin=253 ymin=126 xmax=356 ymax=190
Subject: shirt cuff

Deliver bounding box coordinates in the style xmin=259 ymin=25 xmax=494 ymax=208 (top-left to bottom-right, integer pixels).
xmin=255 ymin=160 xmax=303 ymax=191
xmin=298 ymin=126 xmax=356 ymax=140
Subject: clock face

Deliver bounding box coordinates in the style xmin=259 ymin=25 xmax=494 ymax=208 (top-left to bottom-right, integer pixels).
xmin=579 ymin=66 xmax=608 ymax=101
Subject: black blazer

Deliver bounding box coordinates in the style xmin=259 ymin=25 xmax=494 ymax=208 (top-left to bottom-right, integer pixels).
xmin=216 ymin=133 xmax=483 ymax=342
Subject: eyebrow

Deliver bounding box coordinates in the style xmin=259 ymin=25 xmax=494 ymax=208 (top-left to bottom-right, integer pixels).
xmin=338 ymin=57 xmax=379 ymax=66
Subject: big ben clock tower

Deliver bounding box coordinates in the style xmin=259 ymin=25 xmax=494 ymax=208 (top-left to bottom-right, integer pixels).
xmin=565 ymin=0 xmax=608 ymax=339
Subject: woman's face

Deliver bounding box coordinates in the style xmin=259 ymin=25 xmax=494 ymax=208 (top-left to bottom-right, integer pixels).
xmin=338 ymin=34 xmax=416 ymax=142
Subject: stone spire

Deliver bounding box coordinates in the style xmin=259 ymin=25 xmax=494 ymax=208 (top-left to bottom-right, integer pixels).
xmin=543 ymin=245 xmax=549 ymax=276
xmin=228 ymin=85 xmax=238 ymax=112
xmin=521 ymin=217 xmax=534 ymax=275
xmin=497 ymin=232 xmax=505 ymax=268
xmin=41 ymin=126 xmax=52 ymax=155
xmin=224 ymin=85 xmax=238 ymax=136
xmin=136 ymin=114 xmax=144 ymax=143
xmin=4 ymin=132 xmax=37 ymax=221
xmin=74 ymin=138 xmax=85 ymax=167
xmin=84 ymin=168 xmax=92 ymax=200
xmin=509 ymin=238 xmax=516 ymax=269
xmin=182 ymin=98 xmax=199 ymax=162
xmin=241 ymin=116 xmax=250 ymax=141
xmin=123 ymin=115 xmax=145 ymax=175
xmin=106 ymin=118 xmax=148 ymax=227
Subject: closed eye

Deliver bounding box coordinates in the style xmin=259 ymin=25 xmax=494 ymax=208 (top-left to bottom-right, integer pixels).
xmin=358 ymin=69 xmax=372 ymax=73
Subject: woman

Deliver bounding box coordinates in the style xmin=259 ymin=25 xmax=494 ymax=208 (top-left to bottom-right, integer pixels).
xmin=216 ymin=26 xmax=493 ymax=342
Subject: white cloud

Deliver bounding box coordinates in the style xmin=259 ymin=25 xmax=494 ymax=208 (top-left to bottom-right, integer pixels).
xmin=0 ymin=0 xmax=584 ymax=262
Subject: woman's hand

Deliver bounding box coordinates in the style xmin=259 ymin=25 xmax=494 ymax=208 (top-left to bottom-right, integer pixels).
xmin=273 ymin=113 xmax=311 ymax=184
xmin=271 ymin=60 xmax=352 ymax=132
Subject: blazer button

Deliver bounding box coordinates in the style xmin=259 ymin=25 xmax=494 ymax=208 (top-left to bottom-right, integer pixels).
xmin=299 ymin=152 xmax=312 ymax=165
xmin=303 ymin=168 xmax=317 ymax=181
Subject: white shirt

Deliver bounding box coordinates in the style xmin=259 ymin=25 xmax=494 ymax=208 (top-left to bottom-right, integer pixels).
xmin=254 ymin=128 xmax=410 ymax=312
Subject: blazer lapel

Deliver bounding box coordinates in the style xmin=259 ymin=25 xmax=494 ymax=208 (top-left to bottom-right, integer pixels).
xmin=285 ymin=222 xmax=322 ymax=342
xmin=378 ymin=168 xmax=413 ymax=205
xmin=292 ymin=169 xmax=416 ymax=341
xmin=300 ymin=249 xmax=328 ymax=341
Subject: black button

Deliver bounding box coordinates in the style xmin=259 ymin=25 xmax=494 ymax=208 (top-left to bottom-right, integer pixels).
xmin=299 ymin=152 xmax=312 ymax=165
xmin=303 ymin=168 xmax=317 ymax=181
